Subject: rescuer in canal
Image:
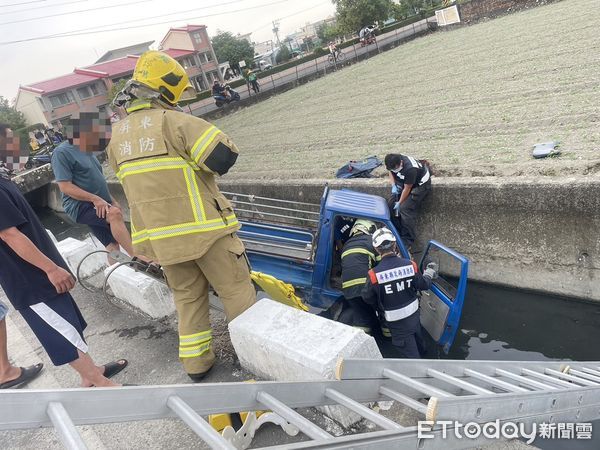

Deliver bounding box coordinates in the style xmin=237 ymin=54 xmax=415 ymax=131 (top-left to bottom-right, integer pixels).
xmin=385 ymin=153 xmax=432 ymax=253
xmin=340 ymin=219 xmax=379 ymax=334
xmin=107 ymin=51 xmax=256 ymax=382
xmin=362 ymin=227 xmax=437 ymax=358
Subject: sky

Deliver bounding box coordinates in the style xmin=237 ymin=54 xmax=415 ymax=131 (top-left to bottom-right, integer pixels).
xmin=0 ymin=0 xmax=336 ymax=100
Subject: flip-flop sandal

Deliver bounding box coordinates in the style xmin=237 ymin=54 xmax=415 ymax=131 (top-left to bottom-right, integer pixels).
xmin=103 ymin=359 xmax=128 ymax=379
xmin=0 ymin=363 xmax=44 ymax=389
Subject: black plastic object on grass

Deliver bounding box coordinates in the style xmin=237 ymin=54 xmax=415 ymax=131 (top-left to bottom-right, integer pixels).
xmin=533 ymin=142 xmax=560 ymax=159
xmin=335 ymin=155 xmax=382 ymax=178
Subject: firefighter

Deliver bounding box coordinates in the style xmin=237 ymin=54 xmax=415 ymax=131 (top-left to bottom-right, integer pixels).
xmin=107 ymin=51 xmax=256 ymax=381
xmin=362 ymin=227 xmax=437 ymax=358
xmin=340 ymin=219 xmax=379 ymax=333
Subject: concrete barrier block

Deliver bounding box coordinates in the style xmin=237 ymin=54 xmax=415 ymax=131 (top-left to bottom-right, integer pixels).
xmin=56 ymin=238 xmax=107 ymax=285
xmin=104 ymin=264 xmax=175 ymax=319
xmin=229 ymin=299 xmax=383 ymax=427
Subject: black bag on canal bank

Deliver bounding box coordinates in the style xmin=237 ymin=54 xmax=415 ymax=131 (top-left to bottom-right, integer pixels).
xmin=335 ymin=155 xmax=382 ymax=179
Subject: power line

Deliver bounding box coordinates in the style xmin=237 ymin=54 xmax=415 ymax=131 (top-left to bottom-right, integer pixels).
xmin=32 ymin=0 xmax=247 ymax=39
xmin=0 ymin=0 xmax=46 ymax=8
xmin=0 ymin=0 xmax=153 ymax=26
xmin=0 ymin=0 xmax=297 ymax=45
xmin=3 ymin=0 xmax=91 ymax=16
xmin=251 ymin=1 xmax=329 ymax=33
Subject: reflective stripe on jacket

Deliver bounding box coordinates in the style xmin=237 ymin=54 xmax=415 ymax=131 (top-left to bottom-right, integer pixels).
xmin=107 ymin=105 xmax=240 ymax=265
xmin=341 ymin=233 xmax=377 ymax=299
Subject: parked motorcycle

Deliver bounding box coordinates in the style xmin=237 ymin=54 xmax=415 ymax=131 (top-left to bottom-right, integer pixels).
xmin=24 ymin=146 xmax=52 ymax=170
xmin=214 ymin=84 xmax=241 ymax=107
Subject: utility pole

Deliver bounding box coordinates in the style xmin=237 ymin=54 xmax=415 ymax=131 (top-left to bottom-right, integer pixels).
xmin=272 ymin=20 xmax=282 ymax=48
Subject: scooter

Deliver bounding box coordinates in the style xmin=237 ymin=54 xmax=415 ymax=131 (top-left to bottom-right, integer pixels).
xmin=214 ymin=85 xmax=241 ymax=107
xmin=24 ymin=146 xmax=52 ymax=170
xmin=360 ymin=34 xmax=377 ymax=46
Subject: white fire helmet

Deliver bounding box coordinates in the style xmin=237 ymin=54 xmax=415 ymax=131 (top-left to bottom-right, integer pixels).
xmin=372 ymin=227 xmax=396 ymax=251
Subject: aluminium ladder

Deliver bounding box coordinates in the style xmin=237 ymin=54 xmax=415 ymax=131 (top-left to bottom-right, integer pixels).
xmin=2 ymin=358 xmax=600 ymax=449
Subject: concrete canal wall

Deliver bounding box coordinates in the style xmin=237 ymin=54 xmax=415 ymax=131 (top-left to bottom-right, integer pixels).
xmin=37 ymin=176 xmax=600 ymax=303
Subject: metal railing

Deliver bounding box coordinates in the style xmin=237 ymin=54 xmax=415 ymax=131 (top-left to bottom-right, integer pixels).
xmin=223 ymin=192 xmax=320 ymax=230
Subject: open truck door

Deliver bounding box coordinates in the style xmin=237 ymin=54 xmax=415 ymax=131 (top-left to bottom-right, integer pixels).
xmin=419 ymin=240 xmax=469 ymax=353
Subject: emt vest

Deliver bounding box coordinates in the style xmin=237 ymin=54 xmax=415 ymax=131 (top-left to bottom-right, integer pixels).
xmin=393 ymin=155 xmax=431 ymax=187
xmin=367 ymin=255 xmax=425 ymax=322
xmin=341 ymin=233 xmax=377 ymax=299
xmin=107 ymin=105 xmax=240 ymax=266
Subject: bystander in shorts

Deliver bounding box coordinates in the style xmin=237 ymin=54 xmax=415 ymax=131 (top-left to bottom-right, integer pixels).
xmin=76 ymin=202 xmax=118 ymax=247
xmin=18 ymin=294 xmax=88 ymax=366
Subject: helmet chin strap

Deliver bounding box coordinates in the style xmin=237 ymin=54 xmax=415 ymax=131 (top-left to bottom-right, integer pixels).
xmin=114 ymin=80 xmax=179 ymax=112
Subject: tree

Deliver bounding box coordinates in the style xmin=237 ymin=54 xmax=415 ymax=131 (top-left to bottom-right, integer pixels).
xmin=283 ymin=36 xmax=294 ymax=51
xmin=212 ymin=31 xmax=255 ymax=72
xmin=0 ymin=96 xmax=27 ymax=130
xmin=332 ymin=0 xmax=394 ymax=34
xmin=107 ymin=79 xmax=128 ymax=105
xmin=316 ymin=22 xmax=343 ymax=43
xmin=392 ymin=0 xmax=426 ymax=20
xmin=275 ymin=46 xmax=291 ymax=64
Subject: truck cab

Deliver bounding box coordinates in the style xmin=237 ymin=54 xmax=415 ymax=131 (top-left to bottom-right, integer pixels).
xmin=225 ymin=187 xmax=469 ymax=353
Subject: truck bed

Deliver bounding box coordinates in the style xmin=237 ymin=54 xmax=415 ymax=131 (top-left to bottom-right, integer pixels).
xmin=224 ymin=191 xmax=320 ymax=261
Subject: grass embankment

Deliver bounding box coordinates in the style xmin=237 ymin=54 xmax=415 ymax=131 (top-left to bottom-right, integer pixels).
xmin=214 ymin=0 xmax=599 ymax=180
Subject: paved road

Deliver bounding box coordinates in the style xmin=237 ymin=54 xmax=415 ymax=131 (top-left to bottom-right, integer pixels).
xmin=1 ymin=282 xmax=532 ymax=450
xmin=0 ymin=286 xmax=316 ymax=449
xmin=189 ymin=19 xmax=432 ymax=117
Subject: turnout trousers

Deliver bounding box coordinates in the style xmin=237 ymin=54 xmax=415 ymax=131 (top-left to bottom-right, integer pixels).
xmin=346 ymin=297 xmax=378 ymax=334
xmin=162 ymin=234 xmax=256 ymax=376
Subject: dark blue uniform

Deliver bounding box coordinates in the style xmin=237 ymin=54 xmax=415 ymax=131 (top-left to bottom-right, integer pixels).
xmin=362 ymin=253 xmax=432 ymax=358
xmin=390 ymin=156 xmax=431 ymax=248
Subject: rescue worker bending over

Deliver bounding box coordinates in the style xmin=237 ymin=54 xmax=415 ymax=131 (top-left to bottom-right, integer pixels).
xmin=341 ymin=219 xmax=379 ymax=333
xmin=385 ymin=153 xmax=432 ymax=252
xmin=108 ymin=51 xmax=256 ymax=382
xmin=362 ymin=228 xmax=438 ymax=358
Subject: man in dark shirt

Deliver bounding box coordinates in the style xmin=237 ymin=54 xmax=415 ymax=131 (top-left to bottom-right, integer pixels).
xmin=385 ymin=153 xmax=432 ymax=251
xmin=0 ymin=166 xmax=127 ymax=387
xmin=1 ymin=124 xmax=45 ymax=389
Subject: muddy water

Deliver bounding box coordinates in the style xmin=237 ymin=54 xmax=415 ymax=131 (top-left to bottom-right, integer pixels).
xmin=38 ymin=207 xmax=600 ymax=362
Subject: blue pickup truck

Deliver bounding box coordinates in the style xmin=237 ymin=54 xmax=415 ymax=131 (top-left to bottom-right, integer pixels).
xmin=225 ymin=187 xmax=469 ymax=353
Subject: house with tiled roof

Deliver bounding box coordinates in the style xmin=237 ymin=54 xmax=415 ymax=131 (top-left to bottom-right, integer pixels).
xmin=95 ymin=41 xmax=154 ymax=63
xmin=15 ymin=25 xmax=220 ymax=127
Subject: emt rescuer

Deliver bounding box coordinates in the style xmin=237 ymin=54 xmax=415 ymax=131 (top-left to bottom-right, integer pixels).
xmin=107 ymin=51 xmax=255 ymax=381
xmin=362 ymin=228 xmax=438 ymax=358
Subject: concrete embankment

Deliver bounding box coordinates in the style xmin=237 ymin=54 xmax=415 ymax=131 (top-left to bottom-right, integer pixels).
xmin=42 ymin=177 xmax=600 ymax=303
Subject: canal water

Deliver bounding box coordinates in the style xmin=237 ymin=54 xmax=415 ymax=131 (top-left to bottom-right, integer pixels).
xmin=38 ymin=207 xmax=600 ymax=362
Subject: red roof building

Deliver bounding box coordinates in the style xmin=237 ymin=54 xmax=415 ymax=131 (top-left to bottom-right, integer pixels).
xmin=16 ymin=25 xmax=220 ymax=127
